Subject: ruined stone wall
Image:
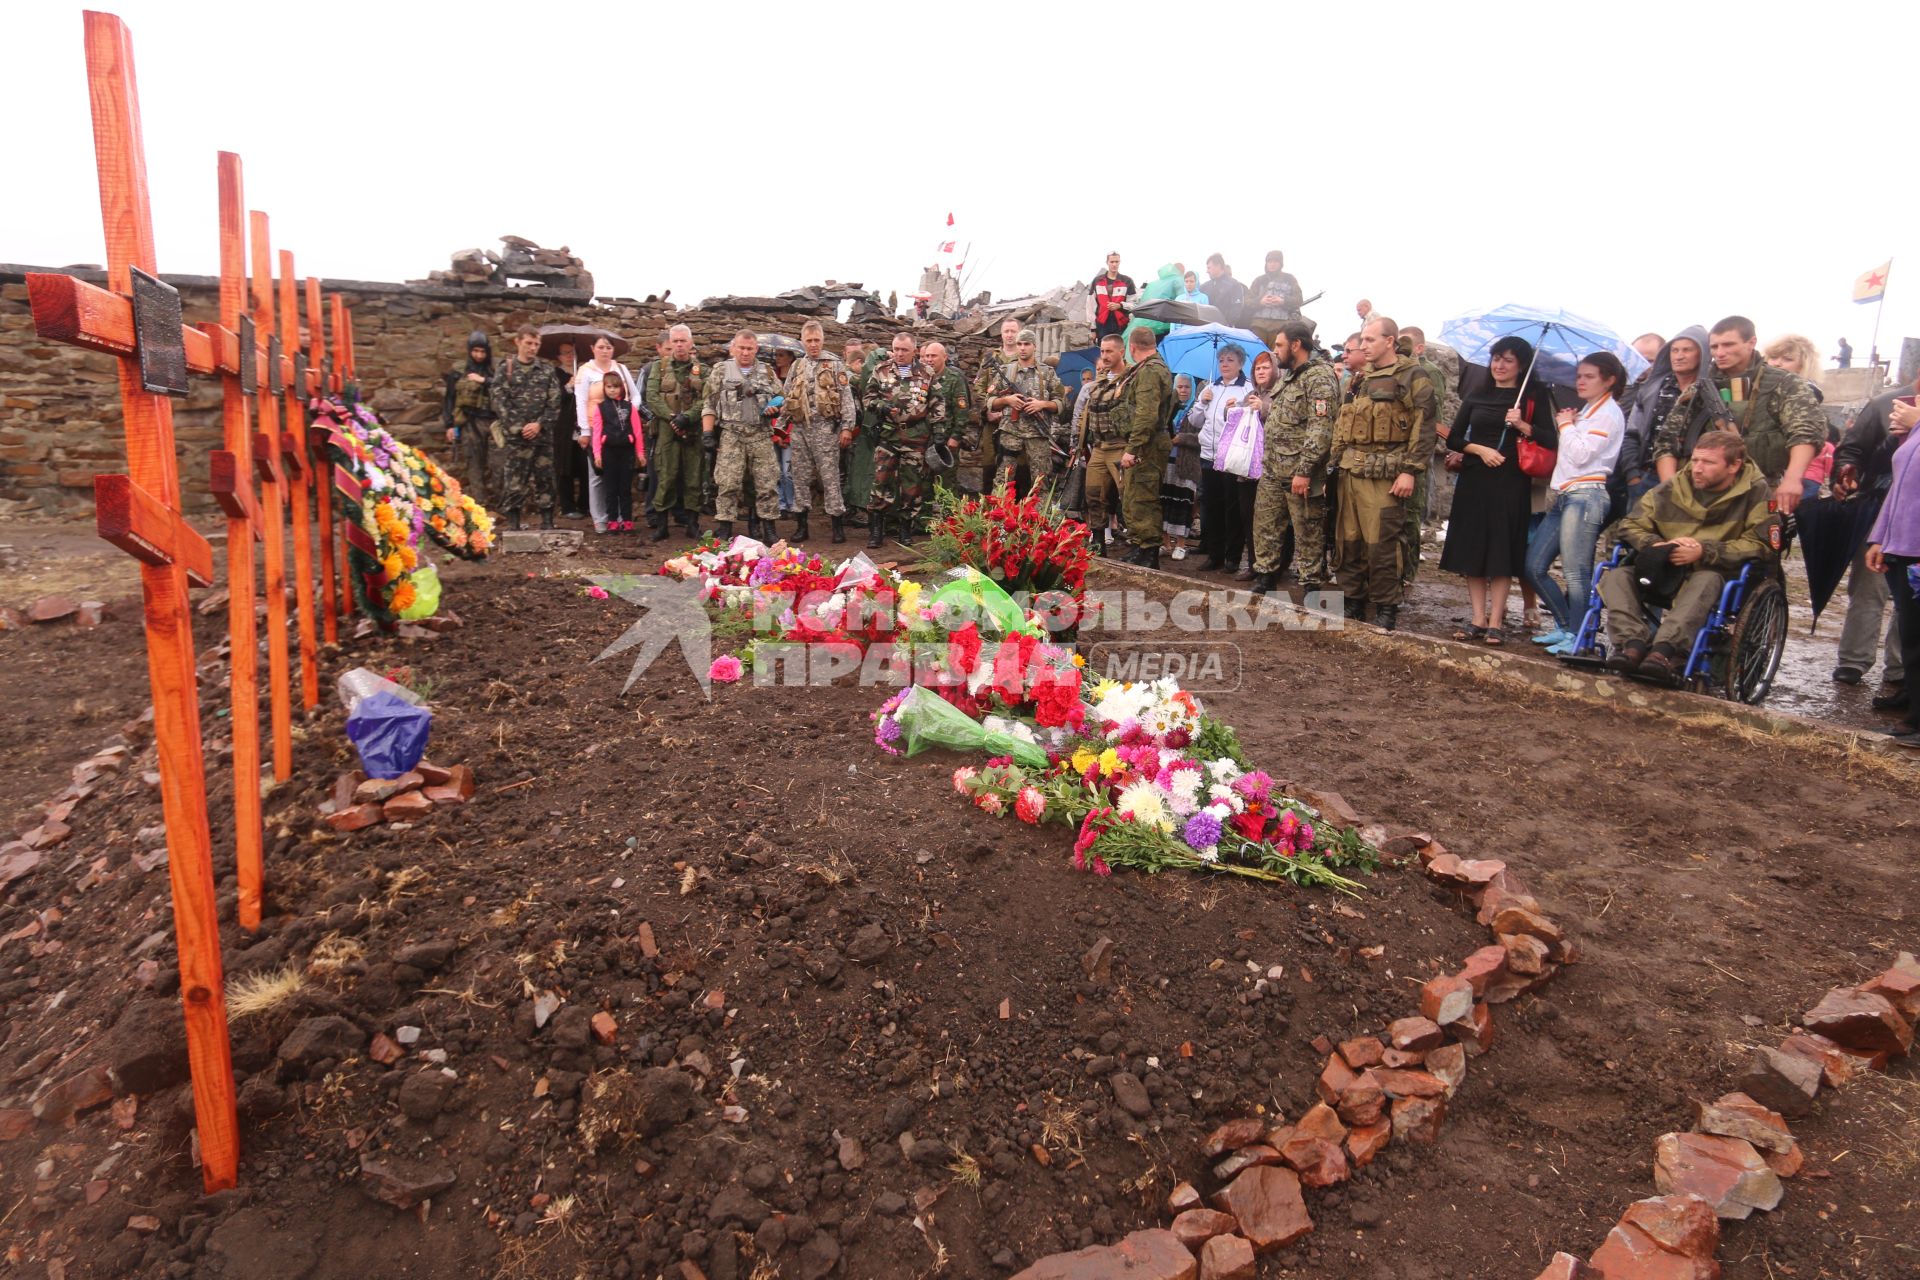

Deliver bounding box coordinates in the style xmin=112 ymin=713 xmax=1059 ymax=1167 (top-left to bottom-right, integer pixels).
xmin=0 ymin=268 xmax=995 ymax=518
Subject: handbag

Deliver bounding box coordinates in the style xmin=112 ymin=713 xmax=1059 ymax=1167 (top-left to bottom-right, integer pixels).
xmin=1216 ymin=404 xmax=1264 ymax=479
xmin=1513 ymin=395 xmax=1555 ymax=478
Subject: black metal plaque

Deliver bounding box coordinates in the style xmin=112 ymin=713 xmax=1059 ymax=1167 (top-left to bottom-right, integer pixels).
xmin=130 ymin=266 xmax=189 ymax=396
xmin=237 ymin=314 xmax=257 ymax=394
xmin=268 ymin=335 xmax=284 ymax=395
xmin=293 ymin=351 xmax=309 ymax=401
xmin=321 ymin=355 xmax=333 ymax=389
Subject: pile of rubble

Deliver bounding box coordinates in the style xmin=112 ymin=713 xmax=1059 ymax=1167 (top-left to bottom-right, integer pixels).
xmin=696 ymin=281 xmax=883 ymax=318
xmin=0 ymin=592 xmax=105 ymax=631
xmin=423 ymin=236 xmax=594 ymax=293
xmin=319 ymin=760 xmax=476 ymax=832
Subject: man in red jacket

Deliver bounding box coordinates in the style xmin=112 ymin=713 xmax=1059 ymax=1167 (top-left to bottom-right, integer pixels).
xmin=1087 ymin=252 xmax=1135 ymax=341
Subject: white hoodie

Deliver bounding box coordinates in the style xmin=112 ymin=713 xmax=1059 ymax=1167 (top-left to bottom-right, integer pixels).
xmin=1550 ymin=397 xmax=1625 ymax=492
xmin=1185 ymin=374 xmax=1249 ymax=464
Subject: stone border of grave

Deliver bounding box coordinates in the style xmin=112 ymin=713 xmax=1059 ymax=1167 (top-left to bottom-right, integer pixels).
xmin=1519 ymin=950 xmax=1917 ymax=1280
xmin=1012 ymin=789 xmax=1578 ymax=1279
xmin=1093 ymin=558 xmax=1918 ymax=768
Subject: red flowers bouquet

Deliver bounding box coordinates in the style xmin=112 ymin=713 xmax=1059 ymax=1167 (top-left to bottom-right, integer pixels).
xmin=926 ymin=486 xmax=1092 ymax=620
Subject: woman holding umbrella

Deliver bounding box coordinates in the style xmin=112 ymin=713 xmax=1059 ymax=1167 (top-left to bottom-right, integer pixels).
xmin=1439 ymin=336 xmax=1558 ymax=644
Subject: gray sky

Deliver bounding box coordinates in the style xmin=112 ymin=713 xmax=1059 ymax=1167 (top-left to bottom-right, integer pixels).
xmin=4 ymin=0 xmax=1912 ymax=368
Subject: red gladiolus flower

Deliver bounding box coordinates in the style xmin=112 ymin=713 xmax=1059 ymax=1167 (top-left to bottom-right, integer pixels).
xmin=947 ymin=622 xmax=982 ymax=675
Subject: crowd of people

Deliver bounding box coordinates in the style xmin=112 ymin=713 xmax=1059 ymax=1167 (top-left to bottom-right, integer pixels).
xmin=432 ymin=255 xmax=1919 ymax=747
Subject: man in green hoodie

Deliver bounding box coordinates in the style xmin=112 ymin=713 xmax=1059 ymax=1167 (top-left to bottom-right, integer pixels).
xmin=1599 ymin=430 xmax=1774 ymax=678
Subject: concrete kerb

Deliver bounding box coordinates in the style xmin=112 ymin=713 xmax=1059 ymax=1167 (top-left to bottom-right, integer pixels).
xmin=1090 ymin=557 xmax=1920 ymax=770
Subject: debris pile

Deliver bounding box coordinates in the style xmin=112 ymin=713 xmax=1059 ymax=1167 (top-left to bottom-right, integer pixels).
xmin=424 ymin=236 xmax=593 ymax=293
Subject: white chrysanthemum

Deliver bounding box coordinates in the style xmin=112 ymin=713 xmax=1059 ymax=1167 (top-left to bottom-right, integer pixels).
xmin=1115 ymin=780 xmax=1174 ymax=832
xmin=983 ymin=715 xmax=1038 ymax=744
xmin=1206 ymin=758 xmax=1243 ymax=784
xmin=1194 ymin=847 xmax=1220 ymax=863
xmin=1167 ymin=769 xmax=1204 ymax=814
xmin=1206 ymin=785 xmax=1244 ymax=813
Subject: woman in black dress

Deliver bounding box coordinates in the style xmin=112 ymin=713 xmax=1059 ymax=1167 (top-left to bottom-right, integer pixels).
xmin=1438 ymin=336 xmax=1557 ymax=644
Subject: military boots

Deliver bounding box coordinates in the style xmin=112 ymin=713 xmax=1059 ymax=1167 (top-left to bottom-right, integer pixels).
xmin=792 ymin=513 xmax=811 ymax=542
xmin=830 ymin=515 xmax=846 ymax=544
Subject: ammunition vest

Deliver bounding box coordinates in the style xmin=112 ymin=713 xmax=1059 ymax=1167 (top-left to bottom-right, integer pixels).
xmin=1342 ymin=361 xmax=1420 ymax=448
xmin=658 ymin=359 xmax=705 ymax=415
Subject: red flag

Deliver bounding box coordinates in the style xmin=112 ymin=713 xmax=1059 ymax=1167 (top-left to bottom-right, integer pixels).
xmin=937 ymin=240 xmax=956 ymax=253
xmin=946 ymin=212 xmax=954 ymax=226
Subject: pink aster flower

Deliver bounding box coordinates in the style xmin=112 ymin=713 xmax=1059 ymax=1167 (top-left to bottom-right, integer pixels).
xmin=709 ymin=655 xmax=743 ymax=683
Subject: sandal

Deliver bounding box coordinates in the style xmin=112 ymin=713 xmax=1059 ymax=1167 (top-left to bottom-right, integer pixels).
xmin=1483 ymin=627 xmax=1505 ymax=647
xmin=1452 ymin=624 xmax=1487 ymax=642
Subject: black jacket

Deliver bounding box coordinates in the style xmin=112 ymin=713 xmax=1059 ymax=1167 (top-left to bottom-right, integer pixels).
xmin=1835 ymin=385 xmax=1915 ymax=505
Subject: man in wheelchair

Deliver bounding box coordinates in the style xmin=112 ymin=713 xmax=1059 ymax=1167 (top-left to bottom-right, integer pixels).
xmin=1598 ymin=431 xmax=1775 ymax=678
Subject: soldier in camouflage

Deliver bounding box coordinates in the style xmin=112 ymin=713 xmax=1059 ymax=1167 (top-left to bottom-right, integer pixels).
xmin=987 ymin=329 xmax=1068 ymax=499
xmin=1111 ymin=327 xmax=1175 ymax=567
xmin=645 ymin=324 xmax=707 ymax=540
xmin=967 ymin=318 xmax=1024 ymax=493
xmin=1331 ymin=317 xmax=1436 ymax=629
xmin=488 ymin=325 xmax=564 ymax=528
xmin=861 ymin=333 xmax=937 ymax=548
xmin=1251 ymin=320 xmax=1339 ymax=596
xmin=922 ymin=341 xmax=975 ymax=512
xmin=1072 ymin=334 xmax=1128 ymax=556
xmin=782 ymin=319 xmax=853 ymax=543
xmin=702 ymin=330 xmax=784 ymax=542
xmin=442 ymin=330 xmax=497 ymax=505
xmin=1651 ymin=314 xmax=1826 ymax=513
xmin=1395 ymin=328 xmax=1454 ymax=587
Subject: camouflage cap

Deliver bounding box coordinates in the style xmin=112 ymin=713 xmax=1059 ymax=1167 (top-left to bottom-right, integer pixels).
xmin=1016 ymin=328 xmax=1038 ymax=344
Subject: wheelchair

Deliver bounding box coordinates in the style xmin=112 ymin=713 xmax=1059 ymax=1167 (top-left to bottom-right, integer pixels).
xmin=1558 ymin=545 xmax=1790 ymax=706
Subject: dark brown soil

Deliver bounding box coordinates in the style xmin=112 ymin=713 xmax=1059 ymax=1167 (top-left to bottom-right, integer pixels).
xmin=1 ymin=530 xmax=1914 ymax=1280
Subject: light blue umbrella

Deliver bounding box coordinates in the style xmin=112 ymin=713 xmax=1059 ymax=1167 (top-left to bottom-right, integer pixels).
xmin=1437 ymin=303 xmax=1649 ymax=388
xmin=1157 ymin=322 xmax=1266 ymax=382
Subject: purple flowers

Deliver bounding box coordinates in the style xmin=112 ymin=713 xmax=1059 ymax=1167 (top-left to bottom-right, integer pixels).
xmin=1182 ymin=810 xmax=1222 ymax=851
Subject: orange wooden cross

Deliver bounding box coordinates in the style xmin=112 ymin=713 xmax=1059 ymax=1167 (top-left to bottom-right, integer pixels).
xmin=26 ymin=10 xmax=239 ymax=1193
xmin=201 ymin=152 xmax=267 ymax=933
xmin=304 ymin=274 xmax=340 ymax=644
xmin=248 ymin=214 xmax=294 ymax=779
xmin=278 ymin=251 xmax=320 ymax=711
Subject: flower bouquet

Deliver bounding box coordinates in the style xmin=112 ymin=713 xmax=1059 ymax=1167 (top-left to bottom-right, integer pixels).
xmin=925 ymin=485 xmax=1092 ymax=627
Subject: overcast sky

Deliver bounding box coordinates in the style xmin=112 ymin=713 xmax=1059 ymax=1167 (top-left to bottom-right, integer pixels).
xmin=4 ymin=1 xmax=1913 ymax=369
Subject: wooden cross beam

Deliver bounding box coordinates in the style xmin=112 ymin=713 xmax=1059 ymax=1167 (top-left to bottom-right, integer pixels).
xmin=303 ymin=274 xmax=339 ymax=644
xmin=31 ymin=9 xmax=239 ymax=1193
xmin=204 ymin=152 xmax=266 ymax=933
xmin=248 ymin=212 xmax=294 ymax=781
xmin=278 ymin=251 xmax=320 ymax=711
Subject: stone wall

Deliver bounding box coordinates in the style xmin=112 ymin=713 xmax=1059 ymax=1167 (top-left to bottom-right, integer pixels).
xmin=0 ymin=268 xmax=996 ymax=519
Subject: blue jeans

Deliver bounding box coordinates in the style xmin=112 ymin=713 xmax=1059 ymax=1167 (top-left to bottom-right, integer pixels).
xmin=1526 ymin=485 xmax=1610 ymax=631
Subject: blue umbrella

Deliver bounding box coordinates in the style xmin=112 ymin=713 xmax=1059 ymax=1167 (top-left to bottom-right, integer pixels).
xmin=1157 ymin=322 xmax=1267 ymax=382
xmin=1437 ymin=303 xmax=1650 ymax=389
xmin=1054 ymin=345 xmax=1100 ymax=385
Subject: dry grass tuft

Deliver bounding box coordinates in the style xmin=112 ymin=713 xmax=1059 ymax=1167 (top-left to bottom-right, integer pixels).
xmin=947 ymin=1148 xmax=981 ymax=1188
xmin=226 ymin=966 xmax=306 ymax=1020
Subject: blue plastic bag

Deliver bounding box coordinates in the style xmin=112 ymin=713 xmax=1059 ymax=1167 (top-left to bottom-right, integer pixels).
xmin=345 ymin=690 xmax=433 ymax=779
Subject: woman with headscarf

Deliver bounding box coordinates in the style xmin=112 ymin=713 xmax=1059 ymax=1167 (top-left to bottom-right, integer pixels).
xmin=574 ymin=335 xmax=644 ymax=534
xmin=1439 ymin=336 xmax=1558 ymax=644
xmin=1163 ymin=374 xmax=1202 ymax=550
xmin=442 ymin=330 xmax=497 ymax=505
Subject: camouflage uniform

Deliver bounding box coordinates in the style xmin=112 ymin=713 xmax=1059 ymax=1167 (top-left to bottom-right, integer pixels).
xmin=966 ymin=350 xmax=1017 ymax=493
xmin=1650 ymin=357 xmax=1827 ymax=483
xmin=703 ymin=358 xmax=783 ymax=523
xmin=990 ymin=361 xmax=1068 ymax=496
xmin=645 ymin=356 xmax=708 ymax=519
xmin=862 ymin=359 xmax=937 ymax=525
xmin=1111 ymin=352 xmax=1175 ymax=550
xmin=1075 ymin=371 xmax=1128 ymax=540
xmin=843 ymin=348 xmax=886 ymax=511
xmin=782 ymin=354 xmax=852 ymax=516
xmin=487 ymin=356 xmax=563 ymax=514
xmin=1252 ymin=356 xmax=1339 ymax=584
xmin=1331 ymin=357 xmax=1436 ymax=609
xmin=1420 ymin=341 xmax=1464 ymax=534
xmin=446 ymin=367 xmax=497 ymax=504
xmin=926 ymin=366 xmax=977 ymax=482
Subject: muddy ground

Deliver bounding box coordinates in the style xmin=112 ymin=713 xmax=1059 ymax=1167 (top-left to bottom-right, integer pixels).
xmin=0 ymin=522 xmax=1914 ymax=1280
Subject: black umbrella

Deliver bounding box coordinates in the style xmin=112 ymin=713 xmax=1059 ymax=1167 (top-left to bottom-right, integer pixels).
xmin=538 ymin=323 xmax=628 ymax=360
xmin=754 ymin=333 xmax=806 ymax=356
xmin=1793 ymin=493 xmax=1877 ymax=623
xmin=1129 ymin=297 xmax=1227 ymax=326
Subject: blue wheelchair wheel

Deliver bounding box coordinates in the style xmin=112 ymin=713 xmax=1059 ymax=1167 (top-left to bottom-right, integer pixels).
xmin=1721 ymin=577 xmax=1788 ymax=704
